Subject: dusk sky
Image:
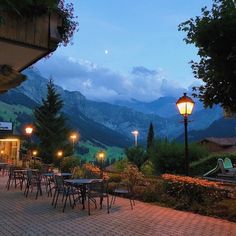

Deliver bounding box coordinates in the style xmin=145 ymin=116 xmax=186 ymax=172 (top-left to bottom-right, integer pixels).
xmin=36 ymin=0 xmax=212 ymax=102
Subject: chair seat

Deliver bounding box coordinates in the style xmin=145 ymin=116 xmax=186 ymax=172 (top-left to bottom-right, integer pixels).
xmin=114 ymin=189 xmax=129 ymax=194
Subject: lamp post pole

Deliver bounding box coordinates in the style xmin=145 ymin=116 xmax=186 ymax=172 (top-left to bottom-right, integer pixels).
xmin=184 ymin=116 xmax=189 ymax=176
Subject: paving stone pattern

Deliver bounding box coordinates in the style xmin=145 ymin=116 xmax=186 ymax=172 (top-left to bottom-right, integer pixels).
xmin=0 ymin=176 xmax=236 ymax=236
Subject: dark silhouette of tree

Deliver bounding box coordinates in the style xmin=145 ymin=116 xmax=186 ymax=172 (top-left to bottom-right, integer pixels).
xmin=147 ymin=122 xmax=154 ymax=150
xmin=34 ymin=79 xmax=71 ymax=164
xmin=179 ymin=0 xmax=236 ymax=113
xmin=125 ymin=146 xmax=147 ymax=170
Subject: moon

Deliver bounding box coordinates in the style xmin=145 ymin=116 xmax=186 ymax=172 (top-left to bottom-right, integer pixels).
xmin=104 ymin=49 xmax=109 ymax=54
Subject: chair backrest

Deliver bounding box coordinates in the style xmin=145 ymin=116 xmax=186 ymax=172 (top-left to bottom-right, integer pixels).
xmin=54 ymin=175 xmax=64 ymax=189
xmin=27 ymin=170 xmax=33 ymax=180
xmin=89 ymin=180 xmax=107 ymax=195
xmin=224 ymin=158 xmax=233 ymax=169
xmin=217 ymin=158 xmax=226 ymax=174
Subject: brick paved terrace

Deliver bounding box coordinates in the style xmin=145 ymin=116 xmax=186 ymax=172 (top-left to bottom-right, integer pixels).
xmin=0 ymin=176 xmax=236 ymax=236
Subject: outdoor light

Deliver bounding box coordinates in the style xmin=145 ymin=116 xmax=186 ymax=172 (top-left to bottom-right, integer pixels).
xmin=97 ymin=151 xmax=105 ymax=162
xmin=176 ymin=93 xmax=194 ymax=116
xmin=25 ymin=125 xmax=33 ymax=135
xmin=97 ymin=151 xmax=106 ymax=178
xmin=32 ymin=150 xmax=38 ymax=168
xmin=32 ymin=150 xmax=37 ymax=156
xmin=176 ymin=93 xmax=195 ymax=176
xmin=131 ymin=130 xmax=139 ymax=147
xmin=57 ymin=150 xmax=63 ymax=158
xmin=70 ymin=132 xmax=79 ymax=153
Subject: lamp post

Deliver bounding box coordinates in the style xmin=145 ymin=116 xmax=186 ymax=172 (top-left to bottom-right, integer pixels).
xmin=32 ymin=150 xmax=37 ymax=168
xmin=97 ymin=151 xmax=105 ymax=178
xmin=25 ymin=125 xmax=33 ymax=165
xmin=176 ymin=93 xmax=195 ymax=176
xmin=131 ymin=130 xmax=139 ymax=147
xmin=70 ymin=132 xmax=79 ymax=154
xmin=57 ymin=150 xmax=63 ymax=171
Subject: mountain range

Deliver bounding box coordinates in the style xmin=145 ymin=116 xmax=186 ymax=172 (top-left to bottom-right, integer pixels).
xmin=0 ymin=68 xmax=234 ymax=149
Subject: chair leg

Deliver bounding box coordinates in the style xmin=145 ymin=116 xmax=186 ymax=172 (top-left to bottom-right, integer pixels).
xmin=107 ymin=195 xmax=110 ymax=214
xmin=52 ymin=189 xmax=57 ymax=206
xmin=54 ymin=191 xmax=60 ymax=208
xmin=88 ymin=195 xmax=91 ymax=215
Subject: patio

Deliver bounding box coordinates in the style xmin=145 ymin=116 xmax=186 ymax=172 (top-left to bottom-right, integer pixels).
xmin=0 ymin=176 xmax=235 ymax=236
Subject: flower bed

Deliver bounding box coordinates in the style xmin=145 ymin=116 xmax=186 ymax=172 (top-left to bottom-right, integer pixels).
xmin=161 ymin=174 xmax=229 ymax=207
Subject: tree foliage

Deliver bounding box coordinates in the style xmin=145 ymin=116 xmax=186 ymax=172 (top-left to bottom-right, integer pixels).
xmin=179 ymin=0 xmax=236 ymax=112
xmin=152 ymin=139 xmax=209 ymax=175
xmin=147 ymin=122 xmax=154 ymax=150
xmin=125 ymin=146 xmax=148 ymax=170
xmin=34 ymin=79 xmax=71 ymax=164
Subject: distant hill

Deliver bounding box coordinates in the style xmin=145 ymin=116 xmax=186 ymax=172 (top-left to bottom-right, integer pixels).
xmin=176 ymin=117 xmax=236 ymax=142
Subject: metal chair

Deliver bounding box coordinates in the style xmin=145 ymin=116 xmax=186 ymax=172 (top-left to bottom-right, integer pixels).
xmin=24 ymin=170 xmax=42 ymax=199
xmin=110 ymin=181 xmax=135 ymax=210
xmin=87 ymin=180 xmax=109 ymax=215
xmin=52 ymin=175 xmax=79 ymax=212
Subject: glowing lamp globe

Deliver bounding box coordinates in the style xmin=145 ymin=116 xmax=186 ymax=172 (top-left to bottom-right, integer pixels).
xmin=176 ymin=93 xmax=195 ymax=116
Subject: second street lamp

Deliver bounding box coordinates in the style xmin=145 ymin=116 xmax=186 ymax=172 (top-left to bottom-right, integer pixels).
xmin=57 ymin=150 xmax=63 ymax=171
xmin=25 ymin=125 xmax=33 ymax=164
xmin=70 ymin=132 xmax=79 ymax=154
xmin=97 ymin=151 xmax=105 ymax=178
xmin=131 ymin=130 xmax=139 ymax=147
xmin=176 ymin=93 xmax=195 ymax=176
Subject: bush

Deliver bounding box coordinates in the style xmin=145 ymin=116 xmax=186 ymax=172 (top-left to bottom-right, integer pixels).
xmin=190 ymin=153 xmax=236 ymax=176
xmin=141 ymin=161 xmax=155 ymax=176
xmin=125 ymin=146 xmax=147 ymax=170
xmin=162 ymin=174 xmax=229 ymax=205
xmin=60 ymin=156 xmax=80 ymax=173
xmin=152 ymin=139 xmax=209 ymax=175
xmin=113 ymin=159 xmax=129 ymax=172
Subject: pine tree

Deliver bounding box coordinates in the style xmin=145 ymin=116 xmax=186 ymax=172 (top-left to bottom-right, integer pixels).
xmin=147 ymin=122 xmax=154 ymax=150
xmin=34 ymin=79 xmax=70 ymax=164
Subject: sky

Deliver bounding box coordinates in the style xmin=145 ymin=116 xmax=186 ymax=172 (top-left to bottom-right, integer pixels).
xmin=36 ymin=0 xmax=212 ymax=102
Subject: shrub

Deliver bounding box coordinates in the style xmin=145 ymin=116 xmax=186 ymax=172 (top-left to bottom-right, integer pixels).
xmin=141 ymin=160 xmax=155 ymax=176
xmin=125 ymin=146 xmax=147 ymax=170
xmin=113 ymin=158 xmax=129 ymax=172
xmin=152 ymin=139 xmax=209 ymax=175
xmin=60 ymin=156 xmax=80 ymax=173
xmin=162 ymin=174 xmax=229 ymax=205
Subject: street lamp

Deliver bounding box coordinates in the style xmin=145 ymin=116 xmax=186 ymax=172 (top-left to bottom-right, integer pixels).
xmin=97 ymin=151 xmax=106 ymax=178
xmin=176 ymin=93 xmax=195 ymax=176
xmin=70 ymin=132 xmax=79 ymax=154
xmin=32 ymin=150 xmax=37 ymax=168
xmin=25 ymin=125 xmax=33 ymax=164
xmin=57 ymin=150 xmax=63 ymax=171
xmin=131 ymin=130 xmax=139 ymax=147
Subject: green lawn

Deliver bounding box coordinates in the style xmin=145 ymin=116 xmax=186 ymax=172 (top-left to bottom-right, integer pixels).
xmin=77 ymin=140 xmax=125 ymax=162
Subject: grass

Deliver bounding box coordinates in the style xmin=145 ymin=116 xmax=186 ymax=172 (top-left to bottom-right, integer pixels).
xmin=0 ymin=101 xmax=32 ymax=128
xmin=77 ymin=140 xmax=125 ymax=162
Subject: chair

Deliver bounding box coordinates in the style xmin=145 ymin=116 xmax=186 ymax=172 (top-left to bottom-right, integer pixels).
xmin=6 ymin=166 xmax=25 ymax=190
xmin=24 ymin=170 xmax=42 ymax=199
xmin=217 ymin=158 xmax=236 ymax=177
xmin=87 ymin=180 xmax=109 ymax=215
xmin=52 ymin=175 xmax=79 ymax=212
xmin=110 ymin=181 xmax=134 ymax=210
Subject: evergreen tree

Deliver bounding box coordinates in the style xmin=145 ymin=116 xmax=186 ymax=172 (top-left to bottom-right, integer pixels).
xmin=34 ymin=79 xmax=70 ymax=164
xmin=147 ymin=122 xmax=154 ymax=150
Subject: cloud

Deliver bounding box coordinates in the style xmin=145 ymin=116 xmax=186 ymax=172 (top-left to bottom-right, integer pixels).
xmin=35 ymin=55 xmax=185 ymax=101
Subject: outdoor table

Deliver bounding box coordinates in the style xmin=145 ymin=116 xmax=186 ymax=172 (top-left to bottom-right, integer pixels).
xmin=64 ymin=178 xmax=103 ymax=209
